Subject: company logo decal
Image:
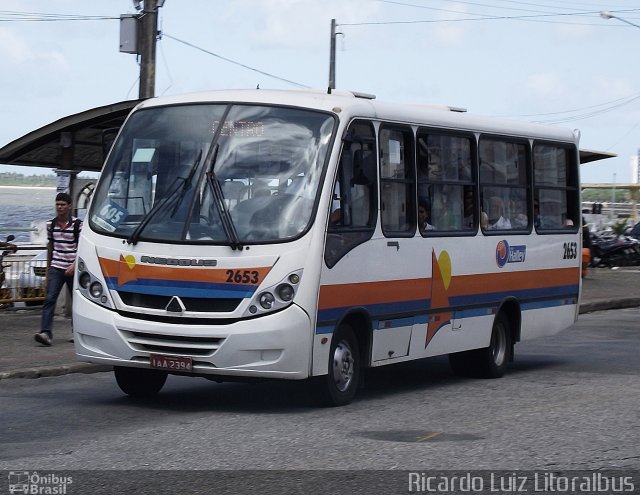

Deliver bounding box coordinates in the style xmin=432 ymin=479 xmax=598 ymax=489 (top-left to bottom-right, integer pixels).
xmin=140 ymin=255 xmax=217 ymax=267
xmin=119 ymin=254 xmax=137 ymax=286
xmin=426 ymin=249 xmax=453 ymax=347
xmin=496 ymin=240 xmax=527 ymax=268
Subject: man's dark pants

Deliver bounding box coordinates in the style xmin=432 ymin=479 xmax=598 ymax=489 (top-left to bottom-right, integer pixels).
xmin=41 ymin=266 xmax=73 ymax=338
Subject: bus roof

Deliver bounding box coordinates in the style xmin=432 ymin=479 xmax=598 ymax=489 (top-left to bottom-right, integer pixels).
xmin=134 ymin=88 xmax=579 ymax=145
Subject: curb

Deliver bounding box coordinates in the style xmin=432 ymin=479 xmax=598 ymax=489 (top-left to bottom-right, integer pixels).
xmin=578 ymin=299 xmax=640 ymax=314
xmin=0 ymin=363 xmax=112 ymax=381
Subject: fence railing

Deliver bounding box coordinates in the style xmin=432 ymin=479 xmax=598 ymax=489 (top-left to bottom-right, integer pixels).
xmin=0 ymin=247 xmax=47 ymax=306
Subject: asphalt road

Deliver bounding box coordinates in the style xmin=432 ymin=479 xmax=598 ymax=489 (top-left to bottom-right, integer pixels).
xmin=1 ymin=309 xmax=638 ymax=492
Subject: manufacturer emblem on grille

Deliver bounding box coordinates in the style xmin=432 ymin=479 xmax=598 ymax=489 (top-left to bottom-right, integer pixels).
xmin=165 ymin=296 xmax=186 ymax=313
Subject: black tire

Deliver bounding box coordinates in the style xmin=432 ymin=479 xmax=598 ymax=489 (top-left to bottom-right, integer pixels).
xmin=319 ymin=324 xmax=361 ymax=407
xmin=449 ymin=312 xmax=511 ymax=378
xmin=114 ymin=366 xmax=168 ymax=397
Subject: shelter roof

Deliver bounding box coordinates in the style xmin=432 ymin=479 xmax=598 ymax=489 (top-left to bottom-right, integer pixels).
xmin=0 ymin=100 xmax=140 ymax=173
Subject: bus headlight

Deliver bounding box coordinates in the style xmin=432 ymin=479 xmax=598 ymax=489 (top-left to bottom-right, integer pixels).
xmin=89 ymin=282 xmax=103 ymax=298
xmin=259 ymin=292 xmax=275 ymax=309
xmin=277 ymin=284 xmax=294 ymax=302
xmin=76 ymin=257 xmax=113 ymax=309
xmin=243 ymin=269 xmax=302 ymax=317
xmin=79 ymin=272 xmax=91 ymax=289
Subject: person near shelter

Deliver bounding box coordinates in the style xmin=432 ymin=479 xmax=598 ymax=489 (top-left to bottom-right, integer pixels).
xmin=0 ymin=241 xmax=17 ymax=252
xmin=34 ymin=193 xmax=82 ymax=346
xmin=0 ymin=240 xmax=18 ymax=289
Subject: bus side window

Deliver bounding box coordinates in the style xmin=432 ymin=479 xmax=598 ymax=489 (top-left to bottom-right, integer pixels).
xmin=417 ymin=130 xmax=476 ymax=235
xmin=479 ymin=137 xmax=531 ymax=234
xmin=533 ymin=144 xmax=579 ymax=232
xmin=325 ymin=120 xmax=377 ymax=268
xmin=379 ymin=125 xmax=415 ymax=236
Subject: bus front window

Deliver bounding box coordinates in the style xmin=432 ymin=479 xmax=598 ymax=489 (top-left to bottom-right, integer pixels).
xmin=90 ymin=104 xmax=335 ymax=244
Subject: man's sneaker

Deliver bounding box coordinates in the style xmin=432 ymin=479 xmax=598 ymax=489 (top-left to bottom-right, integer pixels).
xmin=34 ymin=332 xmax=52 ymax=346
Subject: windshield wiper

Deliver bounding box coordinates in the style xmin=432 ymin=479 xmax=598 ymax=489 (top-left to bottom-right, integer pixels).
xmin=126 ymin=149 xmax=203 ymax=245
xmin=205 ymin=144 xmax=243 ymax=251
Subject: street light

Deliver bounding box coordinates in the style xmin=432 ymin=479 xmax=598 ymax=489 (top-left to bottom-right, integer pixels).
xmin=600 ymin=10 xmax=640 ymax=29
xmin=600 ymin=10 xmax=640 ymax=223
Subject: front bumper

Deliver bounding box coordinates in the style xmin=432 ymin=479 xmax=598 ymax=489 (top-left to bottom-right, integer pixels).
xmin=73 ymin=294 xmax=312 ymax=380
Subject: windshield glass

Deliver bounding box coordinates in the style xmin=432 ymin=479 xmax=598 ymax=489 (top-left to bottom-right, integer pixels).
xmin=90 ymin=103 xmax=335 ymax=244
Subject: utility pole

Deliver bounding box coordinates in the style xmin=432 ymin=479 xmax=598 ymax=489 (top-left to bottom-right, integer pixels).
xmin=120 ymin=1 xmax=165 ymax=99
xmin=138 ymin=0 xmax=159 ymax=99
xmin=329 ymin=19 xmax=337 ymax=90
xmin=328 ymin=19 xmax=343 ymax=90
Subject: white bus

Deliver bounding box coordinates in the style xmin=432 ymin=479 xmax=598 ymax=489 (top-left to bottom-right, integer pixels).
xmin=74 ymin=89 xmax=582 ymax=405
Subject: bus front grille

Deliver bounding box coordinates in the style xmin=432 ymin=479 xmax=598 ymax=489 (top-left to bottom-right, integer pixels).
xmin=118 ymin=292 xmax=242 ymax=312
xmin=120 ymin=330 xmax=224 ymax=356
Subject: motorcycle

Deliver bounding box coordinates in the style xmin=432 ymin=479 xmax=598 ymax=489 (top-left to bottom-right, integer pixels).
xmin=591 ymin=233 xmax=640 ymax=268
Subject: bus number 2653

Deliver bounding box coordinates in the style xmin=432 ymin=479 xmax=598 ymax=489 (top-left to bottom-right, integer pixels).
xmin=563 ymin=242 xmax=578 ymax=259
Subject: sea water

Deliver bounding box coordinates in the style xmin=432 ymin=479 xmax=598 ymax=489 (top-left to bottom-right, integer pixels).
xmin=0 ymin=186 xmax=56 ymax=244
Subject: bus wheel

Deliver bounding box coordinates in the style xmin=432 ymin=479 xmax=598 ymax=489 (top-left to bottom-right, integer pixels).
xmin=449 ymin=312 xmax=511 ymax=379
xmin=114 ymin=366 xmax=168 ymax=397
xmin=321 ymin=324 xmax=361 ymax=406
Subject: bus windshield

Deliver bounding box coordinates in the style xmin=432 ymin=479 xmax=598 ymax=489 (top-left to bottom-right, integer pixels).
xmin=90 ymin=103 xmax=335 ymax=244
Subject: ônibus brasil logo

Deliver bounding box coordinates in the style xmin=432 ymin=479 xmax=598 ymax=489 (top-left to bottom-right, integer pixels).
xmin=496 ymin=240 xmax=527 ymax=268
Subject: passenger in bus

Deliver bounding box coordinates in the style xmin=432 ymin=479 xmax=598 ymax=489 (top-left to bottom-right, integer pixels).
xmin=486 ymin=196 xmax=511 ymax=230
xmin=418 ymin=198 xmax=435 ymax=233
xmin=329 ymin=207 xmax=342 ymax=226
xmin=510 ymin=198 xmax=528 ymax=229
xmin=251 ymin=180 xmax=271 ymax=197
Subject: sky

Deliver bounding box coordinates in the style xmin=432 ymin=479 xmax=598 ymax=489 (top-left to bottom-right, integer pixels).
xmin=1 ymin=0 xmax=640 ymax=185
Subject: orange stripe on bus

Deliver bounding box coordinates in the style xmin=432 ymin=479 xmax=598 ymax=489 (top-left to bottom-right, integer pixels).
xmin=98 ymin=256 xmax=271 ymax=285
xmin=318 ymin=267 xmax=579 ymax=309
xmin=448 ymin=268 xmax=579 ymax=297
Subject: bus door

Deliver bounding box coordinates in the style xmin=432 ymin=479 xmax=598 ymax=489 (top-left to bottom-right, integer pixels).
xmin=373 ymin=124 xmax=419 ymax=361
xmin=322 ymin=120 xmax=413 ymax=363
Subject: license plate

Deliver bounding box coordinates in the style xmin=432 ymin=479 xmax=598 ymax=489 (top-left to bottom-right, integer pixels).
xmin=149 ymin=353 xmax=193 ymax=372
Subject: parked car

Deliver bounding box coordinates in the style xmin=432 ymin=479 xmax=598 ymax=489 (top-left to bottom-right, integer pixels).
xmin=629 ymin=221 xmax=640 ymax=241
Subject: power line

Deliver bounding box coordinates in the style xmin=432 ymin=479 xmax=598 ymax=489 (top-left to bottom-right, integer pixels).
xmin=0 ymin=9 xmax=310 ymax=89
xmin=384 ymin=1 xmax=640 ymax=22
xmin=340 ymin=7 xmax=640 ymax=27
xmin=530 ymin=95 xmax=640 ymax=124
xmin=380 ymin=0 xmax=560 ymax=16
xmin=508 ymin=91 xmax=640 ymax=118
xmin=0 ymin=11 xmax=118 ymax=22
xmin=162 ymin=33 xmax=311 ymax=89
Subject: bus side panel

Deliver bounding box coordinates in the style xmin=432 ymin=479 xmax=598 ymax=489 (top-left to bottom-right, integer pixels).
xmin=520 ymin=306 xmax=578 ymax=341
xmin=313 ymin=231 xmax=580 ymax=374
xmin=313 ymin=234 xmax=432 ymax=376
